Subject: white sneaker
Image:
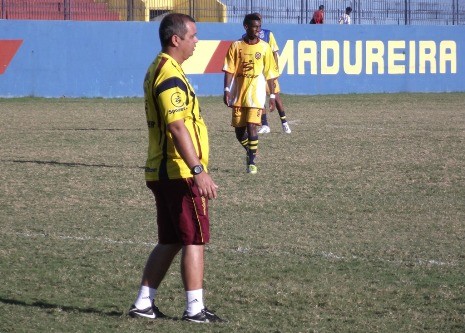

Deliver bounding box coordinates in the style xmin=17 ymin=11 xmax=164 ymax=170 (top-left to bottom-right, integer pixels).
xmin=282 ymin=122 xmax=291 ymax=134
xmin=258 ymin=125 xmax=270 ymax=134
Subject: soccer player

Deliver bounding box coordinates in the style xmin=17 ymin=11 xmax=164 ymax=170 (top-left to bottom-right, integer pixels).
xmin=252 ymin=12 xmax=291 ymax=134
xmin=223 ymin=13 xmax=279 ymax=174
xmin=128 ymin=13 xmax=223 ymax=323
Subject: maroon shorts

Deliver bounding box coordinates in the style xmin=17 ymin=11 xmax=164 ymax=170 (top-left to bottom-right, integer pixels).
xmin=146 ymin=178 xmax=210 ymax=245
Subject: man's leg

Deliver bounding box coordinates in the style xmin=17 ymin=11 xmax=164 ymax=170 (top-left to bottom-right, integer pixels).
xmin=181 ymin=244 xmax=204 ymax=291
xmin=235 ymin=126 xmax=251 ymax=172
xmin=246 ymin=122 xmax=259 ymax=174
xmin=181 ymin=244 xmax=223 ymax=322
xmin=130 ymin=243 xmax=181 ymax=318
xmin=258 ymin=110 xmax=270 ymax=134
xmin=141 ymin=243 xmax=182 ymax=288
xmin=235 ymin=126 xmax=248 ymax=151
xmin=181 ymin=245 xmax=205 ymax=316
xmin=275 ymin=94 xmax=291 ymax=133
xmin=261 ymin=111 xmax=269 ymax=126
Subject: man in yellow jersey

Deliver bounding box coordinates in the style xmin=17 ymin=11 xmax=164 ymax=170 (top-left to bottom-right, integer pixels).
xmin=223 ymin=13 xmax=279 ymax=174
xmin=129 ymin=13 xmax=223 ymax=323
xmin=251 ymin=13 xmax=291 ymax=135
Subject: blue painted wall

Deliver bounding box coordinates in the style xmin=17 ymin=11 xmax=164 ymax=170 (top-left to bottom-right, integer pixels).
xmin=0 ymin=20 xmax=463 ymax=97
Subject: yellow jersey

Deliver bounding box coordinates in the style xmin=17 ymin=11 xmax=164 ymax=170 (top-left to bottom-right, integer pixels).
xmin=144 ymin=52 xmax=209 ymax=181
xmin=223 ymin=39 xmax=279 ymax=109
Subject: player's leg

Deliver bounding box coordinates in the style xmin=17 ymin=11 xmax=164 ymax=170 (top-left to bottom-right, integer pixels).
xmin=247 ymin=122 xmax=258 ymax=168
xmin=258 ymin=81 xmax=272 ymax=134
xmin=233 ymin=107 xmax=252 ymax=172
xmin=274 ymin=81 xmax=291 ymax=133
xmin=235 ymin=126 xmax=250 ymax=173
xmin=258 ymin=109 xmax=270 ymax=134
xmin=245 ymin=108 xmax=262 ymax=174
xmin=232 ymin=107 xmax=248 ymax=151
xmin=235 ymin=126 xmax=248 ymax=151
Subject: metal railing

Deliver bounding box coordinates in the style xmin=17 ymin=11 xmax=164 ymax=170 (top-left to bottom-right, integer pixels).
xmin=1 ymin=0 xmax=464 ymax=24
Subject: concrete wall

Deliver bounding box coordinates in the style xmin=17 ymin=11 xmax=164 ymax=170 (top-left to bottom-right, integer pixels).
xmin=0 ymin=20 xmax=463 ymax=97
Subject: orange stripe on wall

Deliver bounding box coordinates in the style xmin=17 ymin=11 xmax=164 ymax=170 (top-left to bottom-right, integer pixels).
xmin=0 ymin=40 xmax=23 ymax=75
xmin=204 ymin=40 xmax=233 ymax=73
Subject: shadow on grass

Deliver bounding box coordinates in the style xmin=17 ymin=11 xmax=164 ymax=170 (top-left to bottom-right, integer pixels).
xmin=3 ymin=159 xmax=144 ymax=169
xmin=0 ymin=296 xmax=123 ymax=317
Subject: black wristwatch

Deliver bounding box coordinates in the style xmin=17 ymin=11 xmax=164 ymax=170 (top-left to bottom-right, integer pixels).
xmin=191 ymin=164 xmax=204 ymax=175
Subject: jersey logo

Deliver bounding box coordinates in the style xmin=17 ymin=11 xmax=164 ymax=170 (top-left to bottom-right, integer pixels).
xmin=242 ymin=59 xmax=254 ymax=72
xmin=238 ymin=58 xmax=258 ymax=79
xmin=255 ymin=52 xmax=262 ymax=60
xmin=171 ymin=92 xmax=183 ymax=107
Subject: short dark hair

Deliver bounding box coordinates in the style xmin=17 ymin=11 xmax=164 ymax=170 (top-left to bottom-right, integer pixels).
xmin=159 ymin=13 xmax=195 ymax=48
xmin=243 ymin=13 xmax=261 ymax=26
xmin=319 ymin=5 xmax=324 ymax=10
xmin=251 ymin=12 xmax=262 ymax=20
xmin=346 ymin=7 xmax=352 ymax=13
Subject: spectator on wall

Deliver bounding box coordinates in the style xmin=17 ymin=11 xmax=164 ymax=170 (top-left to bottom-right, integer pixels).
xmin=339 ymin=7 xmax=353 ymax=24
xmin=310 ymin=5 xmax=324 ymax=24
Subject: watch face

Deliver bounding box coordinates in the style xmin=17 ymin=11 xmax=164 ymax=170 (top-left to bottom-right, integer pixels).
xmin=193 ymin=165 xmax=203 ymax=175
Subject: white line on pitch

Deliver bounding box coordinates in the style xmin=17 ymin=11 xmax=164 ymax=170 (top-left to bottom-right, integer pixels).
xmin=9 ymin=231 xmax=456 ymax=267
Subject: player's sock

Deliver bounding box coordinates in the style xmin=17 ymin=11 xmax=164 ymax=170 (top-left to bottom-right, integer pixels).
xmin=134 ymin=285 xmax=157 ymax=309
xmin=248 ymin=135 xmax=258 ymax=164
xmin=240 ymin=137 xmax=249 ymax=150
xmin=185 ymin=289 xmax=204 ymax=316
xmin=261 ymin=113 xmax=269 ymax=126
xmin=278 ymin=110 xmax=287 ymax=123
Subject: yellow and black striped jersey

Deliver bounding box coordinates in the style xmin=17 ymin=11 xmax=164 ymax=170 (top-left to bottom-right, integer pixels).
xmin=144 ymin=52 xmax=209 ymax=181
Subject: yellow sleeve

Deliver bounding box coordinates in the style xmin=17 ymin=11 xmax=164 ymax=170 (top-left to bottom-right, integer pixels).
xmin=157 ymin=78 xmax=190 ymax=124
xmin=223 ymin=42 xmax=238 ymax=74
xmin=268 ymin=32 xmax=279 ymax=53
xmin=263 ymin=43 xmax=279 ymax=81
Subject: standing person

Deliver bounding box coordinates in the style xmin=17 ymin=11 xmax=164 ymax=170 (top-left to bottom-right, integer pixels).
xmin=310 ymin=5 xmax=325 ymax=24
xmin=128 ymin=13 xmax=223 ymax=323
xmin=223 ymin=13 xmax=279 ymax=174
xmin=339 ymin=7 xmax=352 ymax=24
xmin=251 ymin=12 xmax=291 ymax=135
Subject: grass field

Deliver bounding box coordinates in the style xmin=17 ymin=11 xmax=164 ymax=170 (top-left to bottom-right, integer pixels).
xmin=1 ymin=94 xmax=464 ymax=332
